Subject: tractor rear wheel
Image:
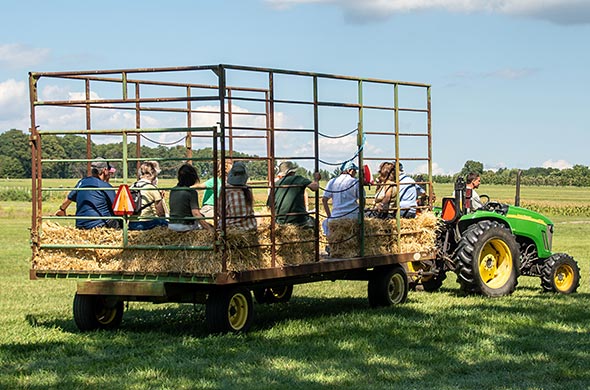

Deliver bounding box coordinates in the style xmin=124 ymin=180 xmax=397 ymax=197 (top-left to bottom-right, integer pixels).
xmin=540 ymin=253 xmax=580 ymax=294
xmin=368 ymin=266 xmax=408 ymax=307
xmin=454 ymin=221 xmax=520 ymax=297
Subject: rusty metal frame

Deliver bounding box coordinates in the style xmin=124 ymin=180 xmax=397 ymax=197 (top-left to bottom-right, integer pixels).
xmin=29 ymin=64 xmax=433 ymax=287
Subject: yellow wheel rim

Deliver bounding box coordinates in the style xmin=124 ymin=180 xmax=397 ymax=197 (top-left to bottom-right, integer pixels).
xmin=554 ymin=264 xmax=575 ymax=292
xmin=478 ymin=238 xmax=513 ymax=289
xmin=388 ymin=273 xmax=405 ymax=304
xmin=96 ymin=306 xmax=117 ymax=325
xmin=228 ymin=293 xmax=249 ymax=331
xmin=269 ymin=286 xmax=287 ymax=300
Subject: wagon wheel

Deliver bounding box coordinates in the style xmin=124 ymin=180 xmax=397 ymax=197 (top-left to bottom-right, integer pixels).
xmin=206 ymin=287 xmax=254 ymax=333
xmin=368 ymin=266 xmax=409 ymax=307
xmin=540 ymin=253 xmax=580 ymax=294
xmin=73 ymin=293 xmax=124 ymax=331
xmin=253 ymin=285 xmax=294 ymax=304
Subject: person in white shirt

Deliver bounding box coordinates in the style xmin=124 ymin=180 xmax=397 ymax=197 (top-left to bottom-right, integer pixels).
xmin=398 ymin=163 xmax=422 ymax=218
xmin=466 ymin=172 xmax=483 ymax=210
xmin=321 ymin=160 xmax=360 ymax=236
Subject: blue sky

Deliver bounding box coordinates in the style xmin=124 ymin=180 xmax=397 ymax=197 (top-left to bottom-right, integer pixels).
xmin=1 ymin=0 xmax=589 ymax=174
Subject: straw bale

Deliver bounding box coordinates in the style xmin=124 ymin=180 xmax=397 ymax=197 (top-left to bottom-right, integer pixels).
xmin=35 ymin=218 xmax=322 ymax=274
xmin=326 ymin=212 xmax=438 ymax=258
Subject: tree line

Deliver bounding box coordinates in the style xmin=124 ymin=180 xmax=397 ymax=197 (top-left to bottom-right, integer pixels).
xmin=0 ymin=129 xmax=332 ymax=181
xmin=434 ymin=160 xmax=590 ymax=187
xmin=1 ymin=130 xmax=589 ymax=186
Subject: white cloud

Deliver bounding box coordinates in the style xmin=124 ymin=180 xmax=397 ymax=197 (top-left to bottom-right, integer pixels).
xmin=266 ymin=0 xmax=590 ymax=25
xmin=0 ymin=79 xmax=27 ymax=117
xmin=0 ymin=44 xmax=51 ymax=69
xmin=542 ymin=159 xmax=572 ymax=170
xmin=413 ymin=161 xmax=448 ymax=175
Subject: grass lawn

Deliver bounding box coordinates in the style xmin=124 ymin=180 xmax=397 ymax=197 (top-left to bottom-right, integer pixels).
xmin=1 ymin=185 xmax=590 ymax=389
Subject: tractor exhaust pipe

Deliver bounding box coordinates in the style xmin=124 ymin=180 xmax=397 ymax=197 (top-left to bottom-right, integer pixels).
xmin=515 ymin=169 xmax=522 ymax=206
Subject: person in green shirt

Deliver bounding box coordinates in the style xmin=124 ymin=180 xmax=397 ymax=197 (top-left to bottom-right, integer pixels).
xmin=267 ymin=161 xmax=320 ymax=227
xmin=193 ymin=160 xmax=232 ymax=219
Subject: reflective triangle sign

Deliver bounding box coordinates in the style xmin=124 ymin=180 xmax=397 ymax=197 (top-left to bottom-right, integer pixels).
xmin=113 ymin=184 xmax=135 ymax=216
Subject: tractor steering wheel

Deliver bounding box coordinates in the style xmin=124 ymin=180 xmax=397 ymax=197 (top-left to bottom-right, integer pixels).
xmin=482 ymin=201 xmax=504 ymax=213
xmin=479 ymin=194 xmax=490 ymax=205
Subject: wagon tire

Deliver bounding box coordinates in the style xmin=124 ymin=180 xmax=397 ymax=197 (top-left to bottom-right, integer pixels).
xmin=73 ymin=293 xmax=124 ymax=331
xmin=454 ymin=220 xmax=520 ymax=297
xmin=368 ymin=266 xmax=409 ymax=307
xmin=541 ymin=253 xmax=580 ymax=294
xmin=206 ymin=287 xmax=254 ymax=333
xmin=253 ymin=285 xmax=293 ymax=304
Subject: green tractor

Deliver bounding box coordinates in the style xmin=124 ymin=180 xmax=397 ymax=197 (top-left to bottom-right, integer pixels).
xmin=410 ymin=176 xmax=580 ymax=297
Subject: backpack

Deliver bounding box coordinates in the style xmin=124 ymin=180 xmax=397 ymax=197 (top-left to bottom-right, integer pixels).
xmin=130 ymin=181 xmax=155 ymax=215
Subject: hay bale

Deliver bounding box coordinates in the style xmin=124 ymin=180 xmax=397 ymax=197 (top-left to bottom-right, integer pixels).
xmin=36 ymin=218 xmax=322 ymax=274
xmin=34 ymin=212 xmax=438 ymax=274
xmin=275 ymin=223 xmax=316 ymax=265
xmin=326 ymin=212 xmax=438 ymax=258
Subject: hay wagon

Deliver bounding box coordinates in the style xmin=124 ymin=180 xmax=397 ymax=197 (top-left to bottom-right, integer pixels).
xmin=29 ymin=64 xmax=436 ymax=333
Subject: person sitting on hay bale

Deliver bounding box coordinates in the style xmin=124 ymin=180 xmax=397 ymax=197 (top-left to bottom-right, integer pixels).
xmin=129 ymin=161 xmax=169 ymax=230
xmin=321 ymin=160 xmax=360 ymax=237
xmin=367 ymin=161 xmax=397 ymax=219
xmin=222 ymin=161 xmax=257 ymax=231
xmin=55 ymin=157 xmax=120 ymax=229
xmin=192 ymin=159 xmax=232 ymax=220
xmin=267 ymin=161 xmax=320 ymax=228
xmin=168 ymin=164 xmax=214 ymax=232
xmin=398 ymin=162 xmax=424 ymax=219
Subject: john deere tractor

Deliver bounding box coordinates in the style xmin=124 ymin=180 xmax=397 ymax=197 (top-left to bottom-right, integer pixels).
xmin=410 ymin=176 xmax=580 ymax=297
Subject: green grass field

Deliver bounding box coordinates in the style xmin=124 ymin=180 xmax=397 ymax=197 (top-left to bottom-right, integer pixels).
xmin=1 ymin=183 xmax=590 ymax=389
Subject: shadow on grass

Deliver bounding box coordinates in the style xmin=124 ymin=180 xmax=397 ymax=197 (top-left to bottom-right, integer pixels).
xmin=7 ymin=290 xmax=590 ymax=389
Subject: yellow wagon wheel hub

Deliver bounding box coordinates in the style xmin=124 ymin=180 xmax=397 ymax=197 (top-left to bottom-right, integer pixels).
xmin=228 ymin=293 xmax=249 ymax=331
xmin=478 ymin=238 xmax=513 ymax=289
xmin=96 ymin=306 xmax=118 ymax=325
xmin=388 ymin=272 xmax=406 ymax=304
xmin=554 ymin=263 xmax=575 ymax=292
xmin=269 ymin=286 xmax=288 ymax=300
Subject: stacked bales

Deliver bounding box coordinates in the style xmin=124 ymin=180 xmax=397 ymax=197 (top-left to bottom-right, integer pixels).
xmin=35 ymin=212 xmax=438 ymax=274
xmin=326 ymin=212 xmax=438 ymax=258
xmin=36 ymin=218 xmax=317 ymax=274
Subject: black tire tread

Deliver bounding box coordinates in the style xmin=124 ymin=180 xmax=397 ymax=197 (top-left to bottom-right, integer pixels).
xmin=454 ymin=220 xmax=520 ymax=297
xmin=540 ymin=253 xmax=580 ymax=294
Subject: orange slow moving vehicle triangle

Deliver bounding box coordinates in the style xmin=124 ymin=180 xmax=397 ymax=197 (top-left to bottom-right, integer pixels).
xmin=113 ymin=184 xmax=135 ymax=216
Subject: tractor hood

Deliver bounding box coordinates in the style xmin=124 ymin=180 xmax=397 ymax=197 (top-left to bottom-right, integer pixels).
xmin=458 ymin=203 xmax=554 ymax=258
xmin=506 ymin=205 xmax=554 ymax=227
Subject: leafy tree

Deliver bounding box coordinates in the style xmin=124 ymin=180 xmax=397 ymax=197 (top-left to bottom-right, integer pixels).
xmin=0 ymin=129 xmax=30 ymax=177
xmin=459 ymin=160 xmax=484 ymax=179
xmin=0 ymin=155 xmax=25 ymax=178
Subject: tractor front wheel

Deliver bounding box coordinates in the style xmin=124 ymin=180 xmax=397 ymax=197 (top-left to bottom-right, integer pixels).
xmin=454 ymin=221 xmax=520 ymax=297
xmin=541 ymin=253 xmax=580 ymax=294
